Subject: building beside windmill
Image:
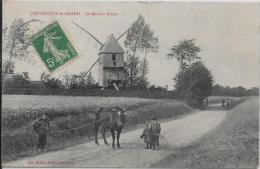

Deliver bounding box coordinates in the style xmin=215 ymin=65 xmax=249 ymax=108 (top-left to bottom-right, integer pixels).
xmin=98 ymin=34 xmax=124 ymax=88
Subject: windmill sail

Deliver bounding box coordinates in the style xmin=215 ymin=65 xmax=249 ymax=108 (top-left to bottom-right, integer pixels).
xmin=71 ymin=21 xmax=103 ymax=45
xmin=117 ymin=28 xmax=129 ymax=41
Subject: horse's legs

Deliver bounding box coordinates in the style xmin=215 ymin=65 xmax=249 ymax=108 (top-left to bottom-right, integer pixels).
xmin=94 ymin=125 xmax=99 ymax=145
xmin=116 ymin=128 xmax=122 ymax=148
xmin=110 ymin=128 xmax=115 ymax=148
xmin=101 ymin=127 xmax=109 ymax=145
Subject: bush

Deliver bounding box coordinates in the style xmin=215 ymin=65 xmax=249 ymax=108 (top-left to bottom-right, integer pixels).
xmin=174 ymin=62 xmax=213 ymax=107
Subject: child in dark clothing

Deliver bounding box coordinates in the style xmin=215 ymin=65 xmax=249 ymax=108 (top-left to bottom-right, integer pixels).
xmin=140 ymin=121 xmax=152 ymax=149
xmin=150 ymin=117 xmax=161 ymax=150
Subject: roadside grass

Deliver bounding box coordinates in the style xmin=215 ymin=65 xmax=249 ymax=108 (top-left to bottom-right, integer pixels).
xmin=1 ymin=95 xmax=192 ymax=162
xmin=153 ymin=97 xmax=259 ymax=168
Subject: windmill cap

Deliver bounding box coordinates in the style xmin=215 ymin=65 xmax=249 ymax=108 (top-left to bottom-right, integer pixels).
xmin=99 ymin=34 xmax=124 ymax=54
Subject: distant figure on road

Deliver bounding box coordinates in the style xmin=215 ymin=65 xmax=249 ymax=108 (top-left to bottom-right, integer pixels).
xmin=204 ymin=98 xmax=209 ymax=107
xmin=140 ymin=121 xmax=152 ymax=149
xmin=150 ymin=117 xmax=161 ymax=150
xmin=225 ymin=99 xmax=230 ymax=109
xmin=33 ymin=114 xmax=50 ymax=151
xmin=222 ymin=98 xmax=225 ymax=107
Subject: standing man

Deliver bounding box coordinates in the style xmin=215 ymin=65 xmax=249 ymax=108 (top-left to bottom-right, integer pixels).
xmin=33 ymin=114 xmax=50 ymax=151
xmin=150 ymin=117 xmax=161 ymax=150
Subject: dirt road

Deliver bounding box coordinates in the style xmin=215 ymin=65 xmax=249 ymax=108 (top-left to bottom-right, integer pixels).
xmin=3 ymin=109 xmax=226 ymax=168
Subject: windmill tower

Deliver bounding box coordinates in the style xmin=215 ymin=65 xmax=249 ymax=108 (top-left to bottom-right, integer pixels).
xmin=72 ymin=22 xmax=128 ymax=89
xmin=98 ymin=34 xmax=124 ymax=88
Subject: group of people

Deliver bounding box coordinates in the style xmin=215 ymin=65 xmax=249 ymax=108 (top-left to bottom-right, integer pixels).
xmin=32 ymin=114 xmax=162 ymax=152
xmin=222 ymin=98 xmax=231 ymax=108
xmin=140 ymin=117 xmax=161 ymax=150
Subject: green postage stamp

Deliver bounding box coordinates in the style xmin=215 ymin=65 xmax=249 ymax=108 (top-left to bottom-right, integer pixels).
xmin=31 ymin=21 xmax=78 ymax=72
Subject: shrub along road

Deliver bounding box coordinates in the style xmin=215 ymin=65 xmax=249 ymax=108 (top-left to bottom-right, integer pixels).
xmin=3 ymin=104 xmax=227 ymax=168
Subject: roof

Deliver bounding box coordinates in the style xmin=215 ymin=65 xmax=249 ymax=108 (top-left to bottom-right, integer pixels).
xmin=99 ymin=34 xmax=124 ymax=54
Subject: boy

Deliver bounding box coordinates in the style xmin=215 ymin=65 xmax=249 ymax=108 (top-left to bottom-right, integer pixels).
xmin=33 ymin=114 xmax=50 ymax=151
xmin=140 ymin=121 xmax=152 ymax=149
xmin=150 ymin=117 xmax=161 ymax=150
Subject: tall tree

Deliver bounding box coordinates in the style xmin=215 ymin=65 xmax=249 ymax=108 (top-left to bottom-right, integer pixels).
xmin=167 ymin=39 xmax=200 ymax=69
xmin=140 ymin=24 xmax=158 ymax=86
xmin=124 ymin=15 xmax=158 ymax=87
xmin=123 ymin=53 xmax=140 ymax=88
xmin=2 ymin=18 xmax=42 ymax=73
xmin=138 ymin=58 xmax=149 ymax=89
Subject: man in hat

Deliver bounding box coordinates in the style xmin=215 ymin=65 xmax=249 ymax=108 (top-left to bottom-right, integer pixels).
xmin=33 ymin=114 xmax=50 ymax=151
xmin=150 ymin=117 xmax=161 ymax=150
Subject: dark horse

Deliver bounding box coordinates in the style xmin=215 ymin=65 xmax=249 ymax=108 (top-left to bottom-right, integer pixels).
xmin=94 ymin=107 xmax=126 ymax=148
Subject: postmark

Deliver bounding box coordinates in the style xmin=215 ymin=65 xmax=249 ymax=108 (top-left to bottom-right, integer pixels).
xmin=31 ymin=21 xmax=78 ymax=72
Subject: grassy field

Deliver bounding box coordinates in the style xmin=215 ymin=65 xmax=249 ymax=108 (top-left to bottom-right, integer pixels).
xmin=1 ymin=95 xmax=192 ymax=162
xmin=153 ymin=97 xmax=259 ymax=168
xmin=2 ymin=95 xmax=159 ymax=129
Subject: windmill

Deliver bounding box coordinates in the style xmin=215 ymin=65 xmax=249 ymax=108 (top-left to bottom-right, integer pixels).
xmin=72 ymin=21 xmax=128 ymax=90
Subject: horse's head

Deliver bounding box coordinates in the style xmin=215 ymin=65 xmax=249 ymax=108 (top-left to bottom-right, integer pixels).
xmin=112 ymin=107 xmax=126 ymax=127
xmin=94 ymin=107 xmax=104 ymax=119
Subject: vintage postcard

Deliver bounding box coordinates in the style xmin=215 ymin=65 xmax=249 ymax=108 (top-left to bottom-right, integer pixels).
xmin=2 ymin=1 xmax=259 ymax=168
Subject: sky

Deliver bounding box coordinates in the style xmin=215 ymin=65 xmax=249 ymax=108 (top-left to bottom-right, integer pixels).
xmin=3 ymin=1 xmax=260 ymax=90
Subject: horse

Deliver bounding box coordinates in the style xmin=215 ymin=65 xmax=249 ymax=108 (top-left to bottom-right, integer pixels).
xmin=94 ymin=107 xmax=126 ymax=149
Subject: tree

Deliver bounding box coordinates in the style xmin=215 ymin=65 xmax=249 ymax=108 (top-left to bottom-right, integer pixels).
xmin=124 ymin=15 xmax=146 ymax=53
xmin=123 ymin=54 xmax=149 ymax=90
xmin=149 ymin=84 xmax=167 ymax=91
xmin=62 ymin=71 xmax=97 ymax=89
xmin=123 ymin=53 xmax=141 ymax=88
xmin=248 ymin=87 xmax=259 ymax=96
xmin=174 ymin=61 xmax=213 ymax=107
xmin=62 ymin=72 xmax=79 ymax=89
xmin=22 ymin=72 xmax=30 ymax=81
xmin=138 ymin=59 xmax=149 ymax=89
xmin=40 ymin=72 xmax=62 ymax=88
xmin=3 ymin=61 xmax=15 ymax=74
xmin=2 ymin=18 xmax=42 ymax=73
xmin=3 ymin=72 xmax=30 ymax=89
xmin=124 ymin=15 xmax=158 ymax=87
xmin=212 ymin=84 xmax=259 ymax=96
xmin=139 ymin=22 xmax=159 ymax=85
xmin=167 ymin=39 xmax=200 ymax=69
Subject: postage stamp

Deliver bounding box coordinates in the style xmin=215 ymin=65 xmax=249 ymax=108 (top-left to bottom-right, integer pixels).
xmin=31 ymin=21 xmax=78 ymax=72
